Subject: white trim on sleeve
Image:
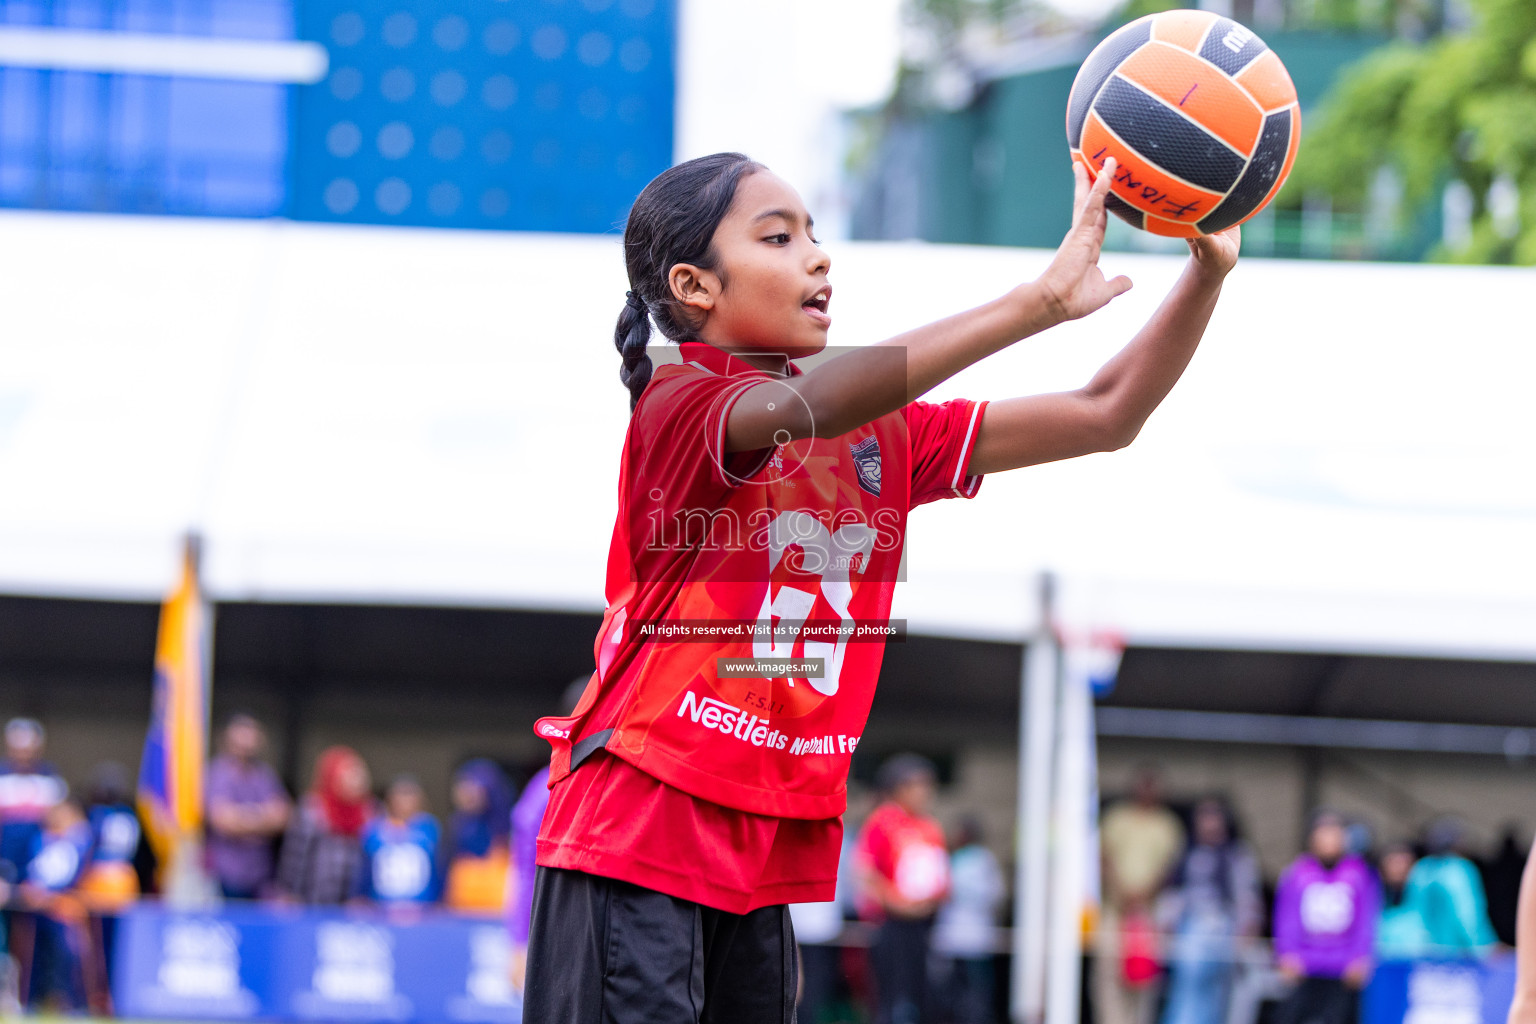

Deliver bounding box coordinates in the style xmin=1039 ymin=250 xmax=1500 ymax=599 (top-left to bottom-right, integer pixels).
xmin=950 ymin=400 xmax=986 ymax=498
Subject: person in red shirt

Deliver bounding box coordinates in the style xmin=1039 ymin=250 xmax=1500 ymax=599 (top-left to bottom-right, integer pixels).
xmin=525 ymin=151 xmax=1239 ymax=1022
xmin=856 ymin=755 xmax=951 ymax=1024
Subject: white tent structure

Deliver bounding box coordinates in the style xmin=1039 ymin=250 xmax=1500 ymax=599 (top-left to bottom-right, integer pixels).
xmin=4 ymin=211 xmax=1533 ymax=653
xmin=2 ymin=212 xmax=1534 ymax=1023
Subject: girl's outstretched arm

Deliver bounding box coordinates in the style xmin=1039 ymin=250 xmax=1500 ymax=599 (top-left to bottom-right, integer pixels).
xmin=724 ymin=161 xmax=1132 ymax=452
xmin=965 ymin=225 xmax=1239 ymax=475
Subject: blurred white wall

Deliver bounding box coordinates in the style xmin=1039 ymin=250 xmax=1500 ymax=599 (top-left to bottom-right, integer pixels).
xmin=2 ymin=213 xmax=1535 ymax=659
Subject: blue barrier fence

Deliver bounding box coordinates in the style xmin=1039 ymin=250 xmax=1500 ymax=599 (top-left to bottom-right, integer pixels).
xmin=110 ymin=904 xmax=1518 ymax=1024
xmin=1365 ymin=957 xmax=1517 ymax=1024
xmin=112 ymin=903 xmax=521 ymax=1023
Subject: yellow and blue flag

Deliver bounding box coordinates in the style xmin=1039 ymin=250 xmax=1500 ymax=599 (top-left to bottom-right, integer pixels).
xmin=137 ymin=535 xmax=211 ymax=869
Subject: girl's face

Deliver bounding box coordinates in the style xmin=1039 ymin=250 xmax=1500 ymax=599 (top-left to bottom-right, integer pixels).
xmin=675 ymin=170 xmax=832 ymax=359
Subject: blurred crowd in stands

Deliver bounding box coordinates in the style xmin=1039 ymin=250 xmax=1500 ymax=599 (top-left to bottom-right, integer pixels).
xmin=1092 ymin=768 xmax=1508 ymax=1024
xmin=0 ymin=711 xmax=1522 ymax=1024
xmin=0 ymin=713 xmax=534 ymax=1014
xmin=798 ymin=763 xmax=1514 ymax=1024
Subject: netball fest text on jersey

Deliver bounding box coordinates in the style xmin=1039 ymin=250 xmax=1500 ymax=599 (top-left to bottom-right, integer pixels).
xmin=536 ymin=342 xmax=985 ymax=820
xmin=673 ymin=690 xmax=861 ymax=758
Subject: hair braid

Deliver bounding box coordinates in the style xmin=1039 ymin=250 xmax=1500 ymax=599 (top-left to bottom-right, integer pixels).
xmin=615 ymin=290 xmax=653 ymax=411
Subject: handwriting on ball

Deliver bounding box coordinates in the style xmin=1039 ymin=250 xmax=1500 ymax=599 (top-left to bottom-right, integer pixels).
xmin=1090 ymin=147 xmax=1205 ymax=220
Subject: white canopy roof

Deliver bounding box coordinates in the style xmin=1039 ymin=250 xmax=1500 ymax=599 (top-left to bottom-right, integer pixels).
xmin=1 ymin=211 xmax=1532 ymax=659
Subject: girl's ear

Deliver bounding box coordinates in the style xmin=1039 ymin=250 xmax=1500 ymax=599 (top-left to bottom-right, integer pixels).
xmin=668 ymin=263 xmax=717 ymax=311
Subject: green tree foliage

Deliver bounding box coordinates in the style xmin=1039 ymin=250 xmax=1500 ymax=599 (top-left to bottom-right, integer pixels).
xmin=1286 ymin=0 xmax=1536 ymax=262
xmin=892 ymin=0 xmax=1051 ymax=112
xmin=1110 ymin=0 xmax=1434 ymax=32
xmin=910 ymin=0 xmax=1032 ymax=37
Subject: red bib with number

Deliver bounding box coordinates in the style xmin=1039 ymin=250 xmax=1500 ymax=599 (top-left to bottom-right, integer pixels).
xmin=536 ymin=342 xmax=985 ymax=820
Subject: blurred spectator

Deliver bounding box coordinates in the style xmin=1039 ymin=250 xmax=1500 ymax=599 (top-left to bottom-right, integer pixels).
xmin=0 ymin=719 xmax=66 ymax=882
xmin=857 ymin=753 xmax=950 ymax=1024
xmin=357 ymin=775 xmax=439 ymax=906
xmin=1480 ymin=826 xmax=1525 ymax=946
xmin=790 ymin=898 xmax=846 ymax=1024
xmin=277 ymin=746 xmax=374 ymax=904
xmin=0 ymin=870 xmax=13 ymax=1016
xmin=820 ymin=826 xmax=873 ymax=1019
xmin=17 ymin=797 xmax=93 ymax=1011
xmin=1407 ymin=817 xmax=1496 ymax=957
xmin=449 ymin=759 xmax=513 ymax=859
xmin=1376 ymin=842 xmax=1431 ymax=959
xmin=933 ymin=815 xmax=1005 ymax=1024
xmin=1097 ymin=768 xmax=1185 ymax=1024
xmin=1273 ymin=811 xmax=1380 ymax=1024
xmin=78 ymin=762 xmax=143 ymax=909
xmin=507 ymin=679 xmax=586 ymax=991
xmin=205 ymin=714 xmax=290 ymax=900
xmin=78 ymin=763 xmax=141 ymax=1011
xmin=444 ymin=759 xmax=512 ymax=913
xmin=1344 ymin=821 xmax=1375 ymax=862
xmin=1158 ymin=797 xmax=1261 ymax=1024
xmin=508 ymin=756 xmax=549 ymax=966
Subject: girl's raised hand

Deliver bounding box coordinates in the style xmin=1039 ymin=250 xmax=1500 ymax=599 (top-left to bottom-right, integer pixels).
xmin=1035 ymin=158 xmax=1134 ymax=323
xmin=1187 ymin=224 xmax=1241 ymax=277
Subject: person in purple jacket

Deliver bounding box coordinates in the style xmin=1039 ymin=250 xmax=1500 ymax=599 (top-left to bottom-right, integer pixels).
xmin=1274 ymin=811 xmax=1381 ymax=1024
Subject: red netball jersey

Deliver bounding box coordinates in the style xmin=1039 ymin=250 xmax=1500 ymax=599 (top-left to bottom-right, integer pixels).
xmin=536 ymin=341 xmax=985 ymax=820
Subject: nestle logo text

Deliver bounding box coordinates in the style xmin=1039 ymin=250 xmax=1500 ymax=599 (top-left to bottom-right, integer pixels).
xmin=677 ymin=692 xmax=789 ymax=750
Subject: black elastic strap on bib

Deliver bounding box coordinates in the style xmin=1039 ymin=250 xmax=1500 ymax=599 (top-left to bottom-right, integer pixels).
xmin=569 ymin=728 xmax=615 ymax=772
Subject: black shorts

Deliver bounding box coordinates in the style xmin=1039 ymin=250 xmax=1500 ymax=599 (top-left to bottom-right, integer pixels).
xmin=523 ymin=866 xmax=799 ymax=1024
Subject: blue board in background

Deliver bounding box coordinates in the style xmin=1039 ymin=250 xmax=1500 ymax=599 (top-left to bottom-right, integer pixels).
xmin=290 ymin=0 xmax=674 ymax=233
xmin=113 ymin=902 xmax=290 ymax=1020
xmin=0 ymin=0 xmax=676 ymax=231
xmin=114 ymin=903 xmax=522 ymax=1024
xmin=0 ymin=0 xmax=293 ymax=217
xmin=1363 ymin=957 xmax=1518 ymax=1024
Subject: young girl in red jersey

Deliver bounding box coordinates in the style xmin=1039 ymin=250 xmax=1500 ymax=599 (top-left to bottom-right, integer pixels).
xmin=524 ymin=152 xmax=1239 ymax=1022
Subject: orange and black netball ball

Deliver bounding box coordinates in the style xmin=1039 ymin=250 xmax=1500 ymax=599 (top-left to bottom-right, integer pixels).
xmin=1066 ymin=10 xmax=1300 ymax=237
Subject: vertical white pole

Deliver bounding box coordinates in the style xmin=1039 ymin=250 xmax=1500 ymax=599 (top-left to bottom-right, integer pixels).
xmin=1046 ymin=663 xmax=1091 ymax=1024
xmin=1012 ymin=574 xmax=1057 ymax=1024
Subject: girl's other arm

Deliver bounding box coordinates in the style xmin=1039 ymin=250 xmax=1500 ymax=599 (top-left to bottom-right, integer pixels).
xmin=1509 ymin=842 xmax=1536 ymax=1024
xmin=725 ymin=161 xmax=1132 ymax=452
xmin=965 ymin=226 xmax=1239 ymax=475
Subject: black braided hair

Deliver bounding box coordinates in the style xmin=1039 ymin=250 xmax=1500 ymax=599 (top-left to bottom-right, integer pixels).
xmin=614 ymin=152 xmax=763 ymax=410
xmin=615 ymin=290 xmax=652 ymax=411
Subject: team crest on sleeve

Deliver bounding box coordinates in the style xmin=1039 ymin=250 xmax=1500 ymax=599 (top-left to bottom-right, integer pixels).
xmin=849 ymin=436 xmax=882 ymax=496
